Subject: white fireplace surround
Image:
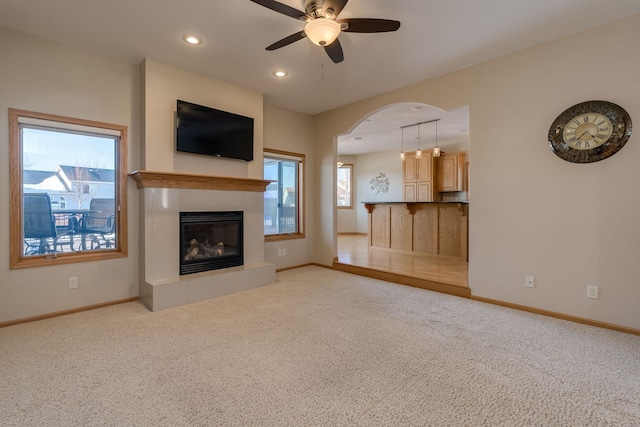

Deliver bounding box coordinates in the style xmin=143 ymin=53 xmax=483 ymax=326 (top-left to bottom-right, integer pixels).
xmin=131 ymin=171 xmax=276 ymax=311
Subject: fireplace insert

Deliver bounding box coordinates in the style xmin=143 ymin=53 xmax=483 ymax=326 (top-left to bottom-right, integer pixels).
xmin=179 ymin=211 xmax=243 ymax=275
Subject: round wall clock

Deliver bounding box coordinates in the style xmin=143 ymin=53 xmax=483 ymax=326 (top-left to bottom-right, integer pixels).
xmin=548 ymin=100 xmax=632 ymax=163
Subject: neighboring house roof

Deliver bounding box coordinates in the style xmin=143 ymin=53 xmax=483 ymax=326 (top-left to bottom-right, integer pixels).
xmin=23 ymin=170 xmax=56 ymax=185
xmin=23 ymin=169 xmax=72 ymax=192
xmin=58 ymin=165 xmax=114 ymax=183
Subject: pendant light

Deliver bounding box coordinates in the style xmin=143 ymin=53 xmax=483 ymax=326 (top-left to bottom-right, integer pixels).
xmin=415 ymin=123 xmax=422 ymax=159
xmin=432 ymin=119 xmax=441 ymax=157
xmin=400 ymin=127 xmax=405 ymax=160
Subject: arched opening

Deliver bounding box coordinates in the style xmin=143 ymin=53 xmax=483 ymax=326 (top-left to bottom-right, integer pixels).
xmin=334 ymin=102 xmax=470 ymax=295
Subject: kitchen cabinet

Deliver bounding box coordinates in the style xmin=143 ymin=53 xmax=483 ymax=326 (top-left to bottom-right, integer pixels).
xmin=402 ymin=151 xmax=434 ymax=202
xmin=437 ymin=152 xmax=465 ymax=192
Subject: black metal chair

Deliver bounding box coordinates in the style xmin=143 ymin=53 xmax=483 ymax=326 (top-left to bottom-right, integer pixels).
xmin=80 ymin=198 xmax=116 ymax=249
xmin=23 ymin=193 xmax=75 ymax=255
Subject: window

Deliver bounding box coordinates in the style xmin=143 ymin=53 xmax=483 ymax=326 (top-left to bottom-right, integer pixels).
xmin=263 ymin=149 xmax=304 ymax=241
xmin=337 ymin=163 xmax=354 ymax=208
xmin=9 ymin=108 xmax=128 ymax=269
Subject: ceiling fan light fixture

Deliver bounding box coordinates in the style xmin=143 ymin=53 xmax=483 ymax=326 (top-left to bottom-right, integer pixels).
xmin=305 ymin=18 xmax=341 ymax=46
xmin=324 ymin=8 xmax=336 ymax=19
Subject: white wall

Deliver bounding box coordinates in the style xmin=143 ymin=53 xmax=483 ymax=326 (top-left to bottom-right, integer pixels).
xmin=0 ymin=27 xmax=140 ymax=323
xmin=313 ymin=13 xmax=640 ymax=330
xmin=263 ymin=104 xmax=315 ymax=269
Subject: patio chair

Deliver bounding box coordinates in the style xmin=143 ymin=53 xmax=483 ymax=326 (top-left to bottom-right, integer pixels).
xmin=80 ymin=198 xmax=116 ymax=249
xmin=23 ymin=193 xmax=75 ymax=255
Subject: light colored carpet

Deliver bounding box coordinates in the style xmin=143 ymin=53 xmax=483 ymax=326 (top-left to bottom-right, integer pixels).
xmin=1 ymin=266 xmax=639 ymax=426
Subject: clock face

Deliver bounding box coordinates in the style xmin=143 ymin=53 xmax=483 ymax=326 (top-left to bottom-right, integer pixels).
xmin=562 ymin=113 xmax=612 ymax=150
xmin=549 ymin=100 xmax=633 ymax=163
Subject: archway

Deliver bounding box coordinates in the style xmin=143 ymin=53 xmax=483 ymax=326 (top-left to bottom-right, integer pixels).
xmin=334 ymin=102 xmax=470 ymax=294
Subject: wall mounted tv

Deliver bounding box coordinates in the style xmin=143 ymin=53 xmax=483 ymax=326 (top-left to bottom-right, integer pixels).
xmin=176 ymin=100 xmax=254 ymax=162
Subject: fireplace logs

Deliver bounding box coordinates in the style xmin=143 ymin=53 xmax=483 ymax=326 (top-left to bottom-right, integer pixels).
xmin=184 ymin=239 xmax=225 ymax=260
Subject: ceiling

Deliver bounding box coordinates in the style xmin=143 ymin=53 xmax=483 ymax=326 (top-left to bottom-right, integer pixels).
xmin=337 ymin=103 xmax=469 ymax=156
xmin=1 ymin=1 xmax=639 ymax=154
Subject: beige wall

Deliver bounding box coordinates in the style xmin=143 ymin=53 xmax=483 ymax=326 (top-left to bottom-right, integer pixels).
xmin=314 ymin=14 xmax=640 ymax=329
xmin=0 ymin=27 xmax=140 ymax=323
xmin=263 ymin=104 xmax=315 ymax=269
xmin=141 ymin=58 xmax=264 ymax=180
xmin=0 ymin=29 xmax=316 ymax=323
xmin=2 ymin=13 xmax=639 ymax=329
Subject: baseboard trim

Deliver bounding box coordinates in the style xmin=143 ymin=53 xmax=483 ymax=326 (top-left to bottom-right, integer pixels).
xmin=276 ymin=263 xmax=334 ymax=273
xmin=311 ymin=262 xmax=334 ymax=269
xmin=276 ymin=263 xmax=314 ymax=272
xmin=0 ymin=297 xmax=139 ymax=328
xmin=471 ymin=296 xmax=640 ymax=336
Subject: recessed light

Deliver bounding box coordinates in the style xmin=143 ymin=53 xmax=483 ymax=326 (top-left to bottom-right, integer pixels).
xmin=273 ymin=70 xmax=288 ymax=77
xmin=350 ymin=136 xmax=362 ymax=141
xmin=411 ymin=106 xmax=423 ymax=111
xmin=183 ymin=35 xmax=202 ymax=45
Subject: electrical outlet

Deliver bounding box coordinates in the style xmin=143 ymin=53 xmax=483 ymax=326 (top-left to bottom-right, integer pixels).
xmin=524 ymin=275 xmax=535 ymax=288
xmin=282 ymin=248 xmax=286 ymax=256
xmin=68 ymin=277 xmax=78 ymax=289
xmin=277 ymin=249 xmax=282 ymax=257
xmin=587 ymin=285 xmax=599 ymax=299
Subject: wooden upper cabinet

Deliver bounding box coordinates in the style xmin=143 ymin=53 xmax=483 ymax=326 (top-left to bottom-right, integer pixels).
xmin=417 ymin=154 xmax=432 ymax=181
xmin=437 ymin=152 xmax=465 ymax=192
xmin=403 ymin=152 xmax=434 ymax=201
xmin=403 ymin=153 xmax=417 ymax=181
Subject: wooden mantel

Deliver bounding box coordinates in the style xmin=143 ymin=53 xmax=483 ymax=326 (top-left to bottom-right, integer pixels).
xmin=128 ymin=170 xmax=271 ymax=192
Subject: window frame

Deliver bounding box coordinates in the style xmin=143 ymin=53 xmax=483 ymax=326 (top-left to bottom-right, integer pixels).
xmin=337 ymin=163 xmax=354 ymax=209
xmin=263 ymin=148 xmax=305 ymax=242
xmin=9 ymin=108 xmax=128 ymax=269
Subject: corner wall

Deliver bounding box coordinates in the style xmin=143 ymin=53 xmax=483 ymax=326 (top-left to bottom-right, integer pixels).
xmin=0 ymin=27 xmax=140 ymax=323
xmin=263 ymin=104 xmax=315 ymax=269
xmin=313 ymin=13 xmax=640 ymax=330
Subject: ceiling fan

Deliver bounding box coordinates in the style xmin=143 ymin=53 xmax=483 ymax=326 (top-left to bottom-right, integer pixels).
xmin=249 ymin=0 xmax=401 ymax=64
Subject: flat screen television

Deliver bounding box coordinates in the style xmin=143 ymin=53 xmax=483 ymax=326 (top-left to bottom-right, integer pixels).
xmin=176 ymin=100 xmax=254 ymax=162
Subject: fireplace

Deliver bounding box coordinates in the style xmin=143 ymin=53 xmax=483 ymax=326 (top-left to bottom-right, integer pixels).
xmin=180 ymin=211 xmax=243 ymax=275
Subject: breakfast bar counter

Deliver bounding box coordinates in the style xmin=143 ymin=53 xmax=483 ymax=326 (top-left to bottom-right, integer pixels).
xmin=363 ymin=201 xmax=468 ymax=261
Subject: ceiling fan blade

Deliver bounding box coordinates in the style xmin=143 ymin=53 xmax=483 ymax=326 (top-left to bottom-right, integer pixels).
xmin=266 ymin=31 xmax=307 ymax=50
xmin=340 ymin=18 xmax=401 ymax=33
xmin=324 ymin=39 xmax=344 ymax=63
xmin=249 ymin=0 xmax=308 ymax=20
xmin=321 ymin=0 xmax=349 ymax=18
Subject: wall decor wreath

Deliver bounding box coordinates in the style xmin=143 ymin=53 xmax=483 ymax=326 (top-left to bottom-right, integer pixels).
xmin=369 ymin=172 xmax=390 ymax=194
